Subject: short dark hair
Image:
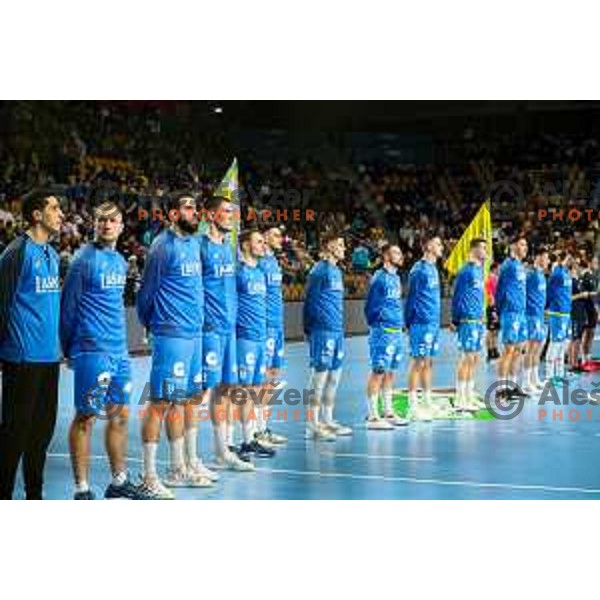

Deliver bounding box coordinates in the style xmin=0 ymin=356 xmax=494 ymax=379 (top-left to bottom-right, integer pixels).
xmin=470 ymin=238 xmax=486 ymax=249
xmin=420 ymin=232 xmax=440 ymax=251
xmin=510 ymin=232 xmax=527 ymax=245
xmin=167 ymin=190 xmax=197 ymax=214
xmin=238 ymin=227 xmax=260 ymax=249
xmin=203 ymin=195 xmax=229 ymax=213
xmin=534 ymin=245 xmax=550 ymax=257
xmin=320 ymin=229 xmax=343 ymax=248
xmin=22 ymin=188 xmax=58 ymax=225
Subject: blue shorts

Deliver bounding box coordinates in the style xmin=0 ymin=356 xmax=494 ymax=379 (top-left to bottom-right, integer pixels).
xmin=500 ymin=311 xmax=527 ymax=345
xmin=368 ymin=327 xmax=403 ymax=372
xmin=150 ymin=336 xmax=203 ymax=401
xmin=526 ymin=315 xmax=546 ymax=343
xmin=409 ymin=323 xmax=440 ymax=358
xmin=73 ymin=352 xmax=131 ymax=416
xmin=549 ymin=314 xmax=571 ymax=342
xmin=308 ymin=330 xmax=344 ymax=372
xmin=265 ymin=327 xmax=286 ymax=371
xmin=237 ymin=338 xmax=268 ymax=386
xmin=457 ymin=322 xmax=484 ymax=353
xmin=202 ymin=330 xmax=238 ymax=388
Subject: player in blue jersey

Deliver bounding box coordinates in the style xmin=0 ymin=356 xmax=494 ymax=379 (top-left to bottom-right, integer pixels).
xmin=256 ymin=225 xmax=288 ymax=445
xmin=495 ymin=234 xmax=528 ymax=401
xmin=364 ymin=244 xmax=409 ymax=429
xmin=545 ymin=250 xmax=573 ymax=383
xmin=451 ymin=238 xmax=487 ymax=412
xmin=137 ymin=193 xmax=215 ymax=499
xmin=235 ymin=229 xmax=276 ymax=459
xmin=199 ymin=196 xmax=253 ymax=471
xmin=303 ymin=231 xmax=351 ymax=441
xmin=61 ymin=201 xmax=143 ymax=500
xmin=405 ymin=234 xmax=444 ymax=421
xmin=0 ymin=189 xmax=64 ymax=499
xmin=523 ymin=246 xmax=550 ymax=394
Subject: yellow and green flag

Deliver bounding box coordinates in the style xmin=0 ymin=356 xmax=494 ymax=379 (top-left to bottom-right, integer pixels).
xmin=444 ymin=199 xmax=493 ymax=278
xmin=199 ymin=158 xmax=240 ymax=251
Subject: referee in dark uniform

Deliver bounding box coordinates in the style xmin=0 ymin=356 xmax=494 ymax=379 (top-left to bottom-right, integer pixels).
xmin=0 ymin=189 xmax=64 ymax=499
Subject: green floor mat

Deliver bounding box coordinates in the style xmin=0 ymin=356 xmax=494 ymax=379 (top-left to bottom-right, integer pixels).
xmin=378 ymin=390 xmax=496 ymax=421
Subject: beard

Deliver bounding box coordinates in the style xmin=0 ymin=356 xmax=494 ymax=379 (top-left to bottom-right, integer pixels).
xmin=178 ymin=218 xmax=198 ymax=234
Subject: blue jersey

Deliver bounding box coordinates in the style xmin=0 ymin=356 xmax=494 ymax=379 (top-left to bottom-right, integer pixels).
xmin=60 ymin=243 xmax=127 ymax=357
xmin=496 ymin=257 xmax=526 ymax=314
xmin=303 ymin=260 xmax=344 ymax=334
xmin=0 ymin=234 xmax=61 ymax=362
xmin=237 ymin=261 xmax=267 ymax=341
xmin=547 ymin=264 xmax=572 ymax=314
xmin=405 ymin=259 xmax=441 ymax=327
xmin=526 ymin=267 xmax=547 ymax=317
xmin=136 ymin=229 xmax=203 ymax=339
xmin=451 ymin=262 xmax=484 ymax=324
xmin=364 ymin=267 xmax=404 ymax=329
xmin=200 ymin=234 xmax=237 ymax=333
xmin=258 ymin=251 xmax=283 ymax=329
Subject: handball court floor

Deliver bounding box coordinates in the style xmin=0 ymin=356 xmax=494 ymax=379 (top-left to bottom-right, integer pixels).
xmin=13 ymin=330 xmax=600 ymax=500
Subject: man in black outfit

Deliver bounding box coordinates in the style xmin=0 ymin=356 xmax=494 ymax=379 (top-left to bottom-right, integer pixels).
xmin=0 ymin=189 xmax=64 ymax=499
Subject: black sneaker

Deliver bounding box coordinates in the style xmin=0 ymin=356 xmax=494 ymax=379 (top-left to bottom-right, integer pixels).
xmin=508 ymin=387 xmax=529 ymax=398
xmin=105 ymin=478 xmax=142 ymax=500
xmin=240 ymin=440 xmax=276 ymax=458
xmin=228 ymin=444 xmax=252 ymax=462
xmin=74 ymin=489 xmax=95 ymax=500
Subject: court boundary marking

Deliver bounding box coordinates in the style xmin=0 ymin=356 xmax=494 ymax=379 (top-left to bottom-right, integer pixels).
xmin=46 ymin=453 xmax=600 ymax=496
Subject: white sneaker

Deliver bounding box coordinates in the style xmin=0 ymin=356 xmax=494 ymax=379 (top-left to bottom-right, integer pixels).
xmin=215 ymin=450 xmax=256 ymax=472
xmin=407 ymin=403 xmax=432 ymax=422
xmin=428 ymin=402 xmax=452 ymax=419
xmin=383 ymin=412 xmax=410 ymax=426
xmin=366 ymin=417 xmax=394 ymax=430
xmin=139 ymin=478 xmax=175 ymax=500
xmin=305 ymin=422 xmax=337 ymax=442
xmin=323 ymin=421 xmax=352 ymax=436
xmin=188 ymin=460 xmax=220 ymax=482
xmin=521 ymin=384 xmax=539 ymax=395
xmin=164 ymin=467 xmax=214 ymax=488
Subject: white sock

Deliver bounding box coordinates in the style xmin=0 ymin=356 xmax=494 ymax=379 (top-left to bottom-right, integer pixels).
xmin=143 ymin=442 xmax=158 ymax=480
xmin=467 ymin=379 xmax=475 ymax=398
xmin=408 ymin=390 xmax=418 ymax=410
xmin=111 ymin=471 xmax=127 ymax=487
xmin=557 ymin=344 xmax=566 ymax=378
xmin=423 ymin=389 xmax=432 ymax=407
xmin=226 ymin=421 xmax=234 ymax=447
xmin=323 ymin=404 xmax=334 ymax=424
xmin=368 ymin=393 xmax=380 ymax=419
xmin=242 ymin=418 xmax=254 ymax=444
xmin=75 ymin=480 xmax=89 ymax=493
xmin=382 ymin=387 xmax=393 ymax=415
xmin=169 ymin=437 xmax=185 ymax=471
xmin=523 ymin=368 xmax=532 ymax=387
xmin=185 ymin=427 xmax=198 ymax=466
xmin=214 ymin=423 xmax=227 ymax=458
xmin=256 ymin=405 xmax=265 ymax=433
xmin=456 ymin=380 xmax=466 ymax=404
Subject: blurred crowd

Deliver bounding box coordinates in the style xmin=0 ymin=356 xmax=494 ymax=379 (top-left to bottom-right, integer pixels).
xmin=1 ymin=101 xmax=599 ymax=303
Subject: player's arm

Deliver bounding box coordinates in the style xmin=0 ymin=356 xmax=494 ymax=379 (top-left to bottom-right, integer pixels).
xmin=364 ymin=274 xmax=382 ymax=327
xmin=0 ymin=239 xmax=26 ymax=338
xmin=136 ymin=239 xmax=165 ymax=329
xmin=451 ymin=270 xmax=464 ymax=328
xmin=60 ymin=254 xmax=87 ymax=359
xmin=303 ymin=266 xmax=321 ymax=335
xmin=405 ymin=267 xmax=423 ymax=327
xmin=495 ymin=264 xmax=507 ymax=313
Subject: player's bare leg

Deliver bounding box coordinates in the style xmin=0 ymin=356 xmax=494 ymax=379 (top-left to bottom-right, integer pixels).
xmin=69 ymin=413 xmax=95 ymax=499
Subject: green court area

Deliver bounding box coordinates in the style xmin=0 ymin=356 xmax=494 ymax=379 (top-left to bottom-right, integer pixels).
xmin=384 ymin=389 xmax=496 ymax=421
